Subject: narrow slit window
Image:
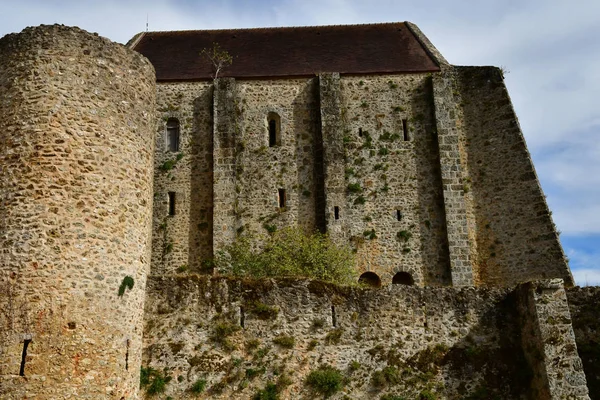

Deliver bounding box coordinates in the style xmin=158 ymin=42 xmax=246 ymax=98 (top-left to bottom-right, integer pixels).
xmin=396 ymin=210 xmax=402 ymax=221
xmin=166 ymin=118 xmax=180 ymax=152
xmin=278 ymin=189 xmax=286 ymax=208
xmin=268 ymin=112 xmax=281 ymax=147
xmin=331 ymin=305 xmax=337 ymax=327
xmin=168 ymin=192 xmax=176 ymax=216
xmin=402 ymin=119 xmax=409 ymax=141
xmin=334 ymin=206 xmax=340 ymax=220
xmin=125 ymin=338 xmax=130 ymax=371
xmin=359 ymin=128 xmax=363 ymax=137
xmin=19 ymin=338 xmax=32 ymax=376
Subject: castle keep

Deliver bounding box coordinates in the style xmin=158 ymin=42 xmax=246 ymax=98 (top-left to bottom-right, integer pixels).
xmin=0 ymin=23 xmax=597 ymax=399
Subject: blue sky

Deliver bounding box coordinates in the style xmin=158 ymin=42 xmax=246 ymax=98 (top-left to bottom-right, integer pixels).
xmin=1 ymin=0 xmax=598 ymax=285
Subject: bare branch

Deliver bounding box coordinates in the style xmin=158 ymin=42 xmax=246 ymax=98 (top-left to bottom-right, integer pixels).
xmin=200 ymin=42 xmax=233 ymax=79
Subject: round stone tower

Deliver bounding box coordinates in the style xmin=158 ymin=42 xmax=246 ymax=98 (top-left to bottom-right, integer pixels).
xmin=0 ymin=25 xmax=155 ymax=398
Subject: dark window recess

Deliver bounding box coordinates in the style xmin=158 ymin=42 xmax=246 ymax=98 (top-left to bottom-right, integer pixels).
xmin=268 ymin=112 xmax=281 ymax=147
xmin=168 ymin=192 xmax=176 ymax=216
xmin=278 ymin=189 xmax=286 ymax=208
xmin=331 ymin=305 xmax=337 ymax=327
xmin=358 ymin=271 xmax=382 ymax=288
xmin=269 ymin=119 xmax=277 ymax=147
xmin=166 ymin=118 xmax=180 ymax=152
xmin=19 ymin=338 xmax=32 ymax=376
xmin=334 ymin=206 xmax=340 ymax=220
xmin=359 ymin=128 xmax=363 ymax=137
xmin=402 ymin=119 xmax=409 ymax=141
xmin=396 ymin=210 xmax=402 ymax=221
xmin=240 ymin=306 xmax=245 ymax=328
xmin=67 ymin=322 xmax=76 ymax=330
xmin=392 ymin=271 xmax=415 ymax=285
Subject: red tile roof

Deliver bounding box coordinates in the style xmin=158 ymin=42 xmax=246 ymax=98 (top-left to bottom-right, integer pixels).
xmin=132 ymin=22 xmax=440 ymax=81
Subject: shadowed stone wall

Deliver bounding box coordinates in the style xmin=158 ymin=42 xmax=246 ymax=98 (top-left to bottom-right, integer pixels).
xmin=452 ymin=66 xmax=572 ymax=287
xmin=567 ymin=287 xmax=600 ymax=399
xmin=142 ymin=276 xmax=532 ymax=399
xmin=0 ymin=25 xmax=155 ymax=399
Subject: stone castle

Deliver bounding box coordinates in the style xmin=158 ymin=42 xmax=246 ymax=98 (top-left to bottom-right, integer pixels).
xmin=0 ymin=23 xmax=597 ymax=399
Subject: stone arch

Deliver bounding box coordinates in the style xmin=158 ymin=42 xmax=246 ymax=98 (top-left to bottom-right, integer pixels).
xmin=392 ymin=271 xmax=414 ymax=285
xmin=359 ymin=271 xmax=381 ymax=288
xmin=166 ymin=117 xmax=180 ymax=152
xmin=267 ymin=112 xmax=281 ymax=147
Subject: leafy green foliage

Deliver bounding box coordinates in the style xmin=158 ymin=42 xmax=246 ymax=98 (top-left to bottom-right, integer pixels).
xmin=211 ymin=321 xmax=241 ymax=346
xmin=118 ymin=276 xmax=134 ymax=297
xmin=190 ymin=379 xmax=207 ymax=394
xmin=347 ymin=183 xmax=362 ymax=193
xmin=324 ymin=328 xmax=344 ymax=345
xmin=140 ymin=366 xmax=171 ymax=395
xmin=273 ymin=334 xmax=295 ymax=349
xmin=363 ymin=229 xmax=377 ymax=240
xmin=248 ymin=301 xmax=279 ymax=320
xmin=306 ymin=365 xmax=344 ymax=397
xmin=215 ymin=227 xmax=356 ymax=285
xmin=253 ymin=382 xmax=279 ymax=400
xmin=397 ymin=230 xmax=412 ymax=242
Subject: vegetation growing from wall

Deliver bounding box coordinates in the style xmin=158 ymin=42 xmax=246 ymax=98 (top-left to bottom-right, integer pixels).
xmin=214 ymin=227 xmax=356 ymax=284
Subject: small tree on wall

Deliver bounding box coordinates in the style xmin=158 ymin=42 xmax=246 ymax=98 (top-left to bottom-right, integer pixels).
xmin=200 ymin=42 xmax=233 ymax=79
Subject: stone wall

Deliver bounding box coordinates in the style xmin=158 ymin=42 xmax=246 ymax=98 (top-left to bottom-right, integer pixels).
xmin=142 ymin=276 xmax=533 ymax=399
xmin=567 ymin=287 xmax=600 ymax=399
xmin=0 ymin=25 xmax=155 ymax=399
xmin=337 ymin=74 xmax=450 ymax=286
xmin=517 ymin=280 xmax=589 ymax=399
xmin=452 ymin=66 xmax=573 ymax=287
xmin=152 ymin=81 xmax=213 ymax=275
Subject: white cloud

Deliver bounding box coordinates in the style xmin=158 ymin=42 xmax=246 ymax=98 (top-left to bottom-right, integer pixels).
xmin=572 ymin=268 xmax=600 ymax=287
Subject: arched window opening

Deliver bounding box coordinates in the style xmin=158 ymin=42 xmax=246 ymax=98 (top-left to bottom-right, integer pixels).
xmin=402 ymin=119 xmax=409 ymax=141
xmin=358 ymin=272 xmax=381 ymax=288
xmin=166 ymin=118 xmax=180 ymax=152
xmin=392 ymin=271 xmax=414 ymax=286
xmin=268 ymin=112 xmax=281 ymax=147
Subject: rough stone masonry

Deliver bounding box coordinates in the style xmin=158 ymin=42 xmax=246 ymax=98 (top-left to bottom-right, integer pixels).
xmin=0 ymin=22 xmax=595 ymax=399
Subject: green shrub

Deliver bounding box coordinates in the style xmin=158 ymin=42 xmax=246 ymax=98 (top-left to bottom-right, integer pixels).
xmin=381 ymin=395 xmax=407 ymax=400
xmin=419 ymin=390 xmax=437 ymax=400
xmin=211 ymin=321 xmax=241 ymax=343
xmin=354 ymin=195 xmax=366 ymax=205
xmin=215 ymin=227 xmax=356 ymax=285
xmin=347 ymin=183 xmax=362 ymax=193
xmin=248 ymin=301 xmax=279 ymax=320
xmin=396 ymin=230 xmax=412 ymax=242
xmin=246 ymin=367 xmax=266 ymax=379
xmin=349 ymin=360 xmax=361 ymax=372
xmin=190 ymin=379 xmax=207 ymax=394
xmin=140 ymin=366 xmax=171 ymax=395
xmin=363 ymin=229 xmax=377 ymax=240
xmin=371 ymin=366 xmax=400 ymax=387
xmin=273 ymin=335 xmax=295 ymax=349
xmin=325 ymin=328 xmax=344 ymax=345
xmin=306 ymin=365 xmax=344 ymax=397
xmin=253 ymin=382 xmax=279 ymax=400
xmin=378 ymin=147 xmax=389 ymax=156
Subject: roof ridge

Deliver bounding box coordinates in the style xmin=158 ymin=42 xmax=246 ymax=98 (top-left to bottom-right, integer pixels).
xmin=143 ymin=21 xmax=406 ymax=35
